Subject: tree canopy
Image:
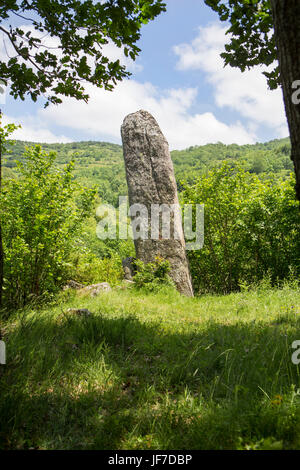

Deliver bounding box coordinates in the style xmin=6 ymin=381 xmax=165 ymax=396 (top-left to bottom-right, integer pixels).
xmin=204 ymin=1 xmax=279 ymax=89
xmin=205 ymin=0 xmax=300 ymax=203
xmin=0 ymin=0 xmax=166 ymax=106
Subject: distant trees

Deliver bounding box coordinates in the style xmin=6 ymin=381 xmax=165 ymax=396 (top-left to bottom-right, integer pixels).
xmin=3 ymin=138 xmax=295 ymax=202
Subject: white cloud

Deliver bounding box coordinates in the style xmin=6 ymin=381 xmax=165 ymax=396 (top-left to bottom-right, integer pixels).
xmin=173 ymin=23 xmax=288 ymax=137
xmin=2 ymin=114 xmax=71 ymax=143
xmin=100 ymin=42 xmax=143 ymax=73
xmin=1 ymin=22 xmax=265 ymax=149
xmin=0 ymin=25 xmax=61 ymax=65
xmin=35 ymin=79 xmax=256 ymax=149
xmin=2 ymin=79 xmax=256 ymax=149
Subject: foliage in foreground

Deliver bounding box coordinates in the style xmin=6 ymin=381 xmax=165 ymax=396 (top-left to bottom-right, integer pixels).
xmin=133 ymin=257 xmax=175 ymax=292
xmin=182 ymin=164 xmax=300 ymax=294
xmin=204 ymin=1 xmax=278 ymax=89
xmin=0 ymin=284 xmax=300 ymax=450
xmin=65 ymin=250 xmax=123 ymax=287
xmin=0 ymin=145 xmax=95 ymax=308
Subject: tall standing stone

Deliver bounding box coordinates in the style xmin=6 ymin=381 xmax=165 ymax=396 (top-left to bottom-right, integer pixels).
xmin=121 ymin=110 xmax=194 ymax=297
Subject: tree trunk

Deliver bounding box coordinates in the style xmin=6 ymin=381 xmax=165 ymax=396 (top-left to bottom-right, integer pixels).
xmin=270 ymin=0 xmax=300 ymax=202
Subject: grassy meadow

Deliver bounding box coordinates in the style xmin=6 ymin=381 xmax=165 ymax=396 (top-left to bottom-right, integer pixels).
xmin=1 ymin=282 xmax=300 ymax=450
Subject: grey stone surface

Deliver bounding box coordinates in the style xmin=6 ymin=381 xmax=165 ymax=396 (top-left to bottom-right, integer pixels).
xmin=63 ymin=280 xmax=85 ymax=290
xmin=122 ymin=257 xmax=137 ymax=280
xmin=81 ymin=282 xmax=111 ymax=296
xmin=66 ymin=308 xmax=92 ymax=317
xmin=121 ymin=110 xmax=194 ymax=297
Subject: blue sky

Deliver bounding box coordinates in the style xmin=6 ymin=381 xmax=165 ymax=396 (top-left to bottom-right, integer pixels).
xmin=1 ymin=0 xmax=288 ymax=150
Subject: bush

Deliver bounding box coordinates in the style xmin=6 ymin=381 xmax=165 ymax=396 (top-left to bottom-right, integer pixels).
xmin=65 ymin=250 xmax=123 ymax=286
xmin=0 ymin=145 xmax=96 ymax=308
xmin=133 ymin=257 xmax=175 ymax=292
xmin=181 ymin=163 xmax=300 ymax=294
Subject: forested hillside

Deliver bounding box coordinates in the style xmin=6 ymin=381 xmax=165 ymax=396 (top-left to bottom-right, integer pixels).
xmin=3 ymin=137 xmax=294 ymax=206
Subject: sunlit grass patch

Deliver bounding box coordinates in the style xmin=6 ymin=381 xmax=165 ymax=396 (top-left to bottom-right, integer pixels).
xmin=1 ymin=283 xmax=300 ymax=449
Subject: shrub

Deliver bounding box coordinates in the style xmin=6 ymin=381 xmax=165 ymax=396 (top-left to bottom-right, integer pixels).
xmin=65 ymin=250 xmax=123 ymax=286
xmin=0 ymin=145 xmax=95 ymax=308
xmin=181 ymin=163 xmax=300 ymax=294
xmin=133 ymin=257 xmax=175 ymax=292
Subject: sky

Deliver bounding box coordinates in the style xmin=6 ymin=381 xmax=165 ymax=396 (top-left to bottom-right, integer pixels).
xmin=1 ymin=0 xmax=289 ymax=150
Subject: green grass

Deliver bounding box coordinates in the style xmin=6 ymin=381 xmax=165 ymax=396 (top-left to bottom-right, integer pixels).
xmin=1 ymin=283 xmax=300 ymax=450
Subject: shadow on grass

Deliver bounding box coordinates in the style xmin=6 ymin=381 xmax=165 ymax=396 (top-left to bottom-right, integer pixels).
xmin=1 ymin=306 xmax=300 ymax=449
